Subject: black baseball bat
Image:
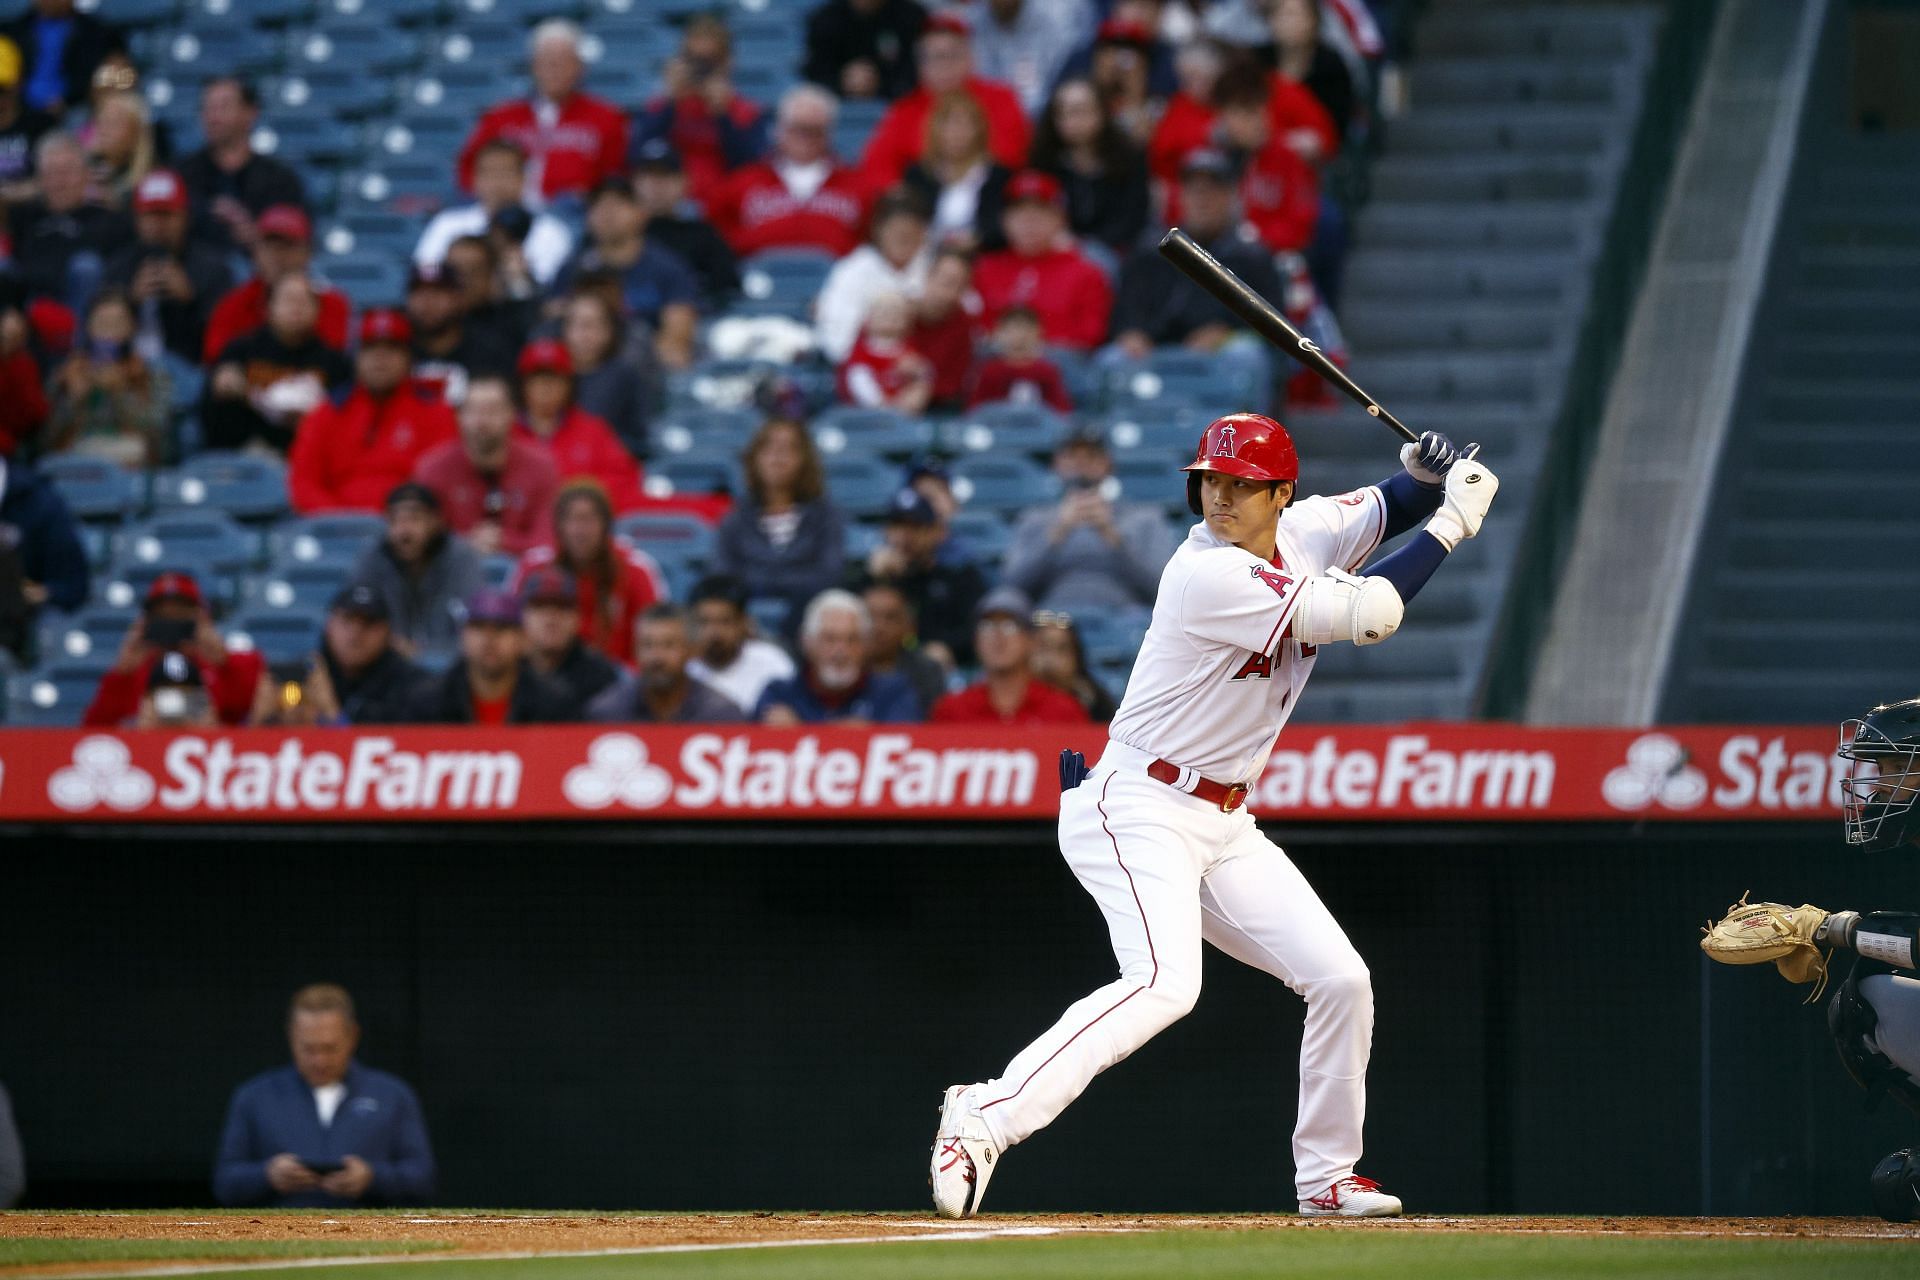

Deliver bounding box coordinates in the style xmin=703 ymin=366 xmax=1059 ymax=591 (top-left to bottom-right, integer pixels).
xmin=1157 ymin=227 xmax=1416 ymax=444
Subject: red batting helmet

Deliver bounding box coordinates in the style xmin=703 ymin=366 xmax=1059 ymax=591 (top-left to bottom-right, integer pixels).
xmin=1180 ymin=412 xmax=1299 ymax=514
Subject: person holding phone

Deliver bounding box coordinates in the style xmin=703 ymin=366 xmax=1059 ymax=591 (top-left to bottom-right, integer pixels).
xmin=213 ymin=984 xmax=436 ymax=1208
xmin=43 ymin=289 xmax=170 ymax=468
xmin=82 ymin=571 xmax=263 ymax=727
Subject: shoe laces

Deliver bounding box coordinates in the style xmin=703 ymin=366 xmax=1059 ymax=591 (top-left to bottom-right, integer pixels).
xmin=937 ymin=1138 xmax=975 ymax=1183
xmin=1309 ymin=1174 xmax=1381 ymax=1207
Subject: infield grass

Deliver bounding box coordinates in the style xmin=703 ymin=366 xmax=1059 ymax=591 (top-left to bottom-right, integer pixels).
xmin=22 ymin=1231 xmax=1913 ymax=1280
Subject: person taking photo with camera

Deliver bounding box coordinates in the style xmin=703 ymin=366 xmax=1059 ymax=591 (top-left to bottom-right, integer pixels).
xmin=84 ymin=571 xmax=263 ymax=727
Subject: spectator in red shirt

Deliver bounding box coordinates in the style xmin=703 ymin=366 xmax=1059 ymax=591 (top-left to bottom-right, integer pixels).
xmin=512 ymin=338 xmax=644 ymax=513
xmin=930 ymin=586 xmax=1089 ymax=725
xmin=838 ymin=291 xmax=934 ymax=413
xmin=287 ymin=310 xmax=458 ymax=515
xmin=1149 ymin=42 xmax=1335 ymax=185
xmin=1202 ymin=63 xmax=1319 ymax=255
xmin=83 ymin=572 xmax=265 ymax=728
xmin=909 ymin=245 xmax=975 ymax=410
xmin=631 ymin=13 xmax=770 ymax=211
xmin=511 ymin=481 xmax=667 ymax=666
xmin=968 ymin=304 xmax=1071 ymax=410
xmin=971 ymin=170 xmax=1112 ymax=351
xmin=201 ymin=205 xmax=350 ymax=363
xmin=709 ymin=85 xmax=871 ymax=259
xmin=403 ymin=587 xmax=575 ymax=724
xmin=1148 ymin=37 xmax=1227 ymax=186
xmin=412 ymin=372 xmax=559 ymax=556
xmin=861 ymin=13 xmax=1030 ymax=187
xmin=1087 ymin=16 xmax=1163 ymax=148
xmin=456 ymin=20 xmax=628 ymax=205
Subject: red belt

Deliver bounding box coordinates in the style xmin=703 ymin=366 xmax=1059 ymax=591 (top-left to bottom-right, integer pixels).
xmin=1146 ymin=759 xmax=1250 ymax=812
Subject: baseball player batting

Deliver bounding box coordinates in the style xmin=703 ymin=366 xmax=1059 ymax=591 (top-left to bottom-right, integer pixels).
xmin=931 ymin=411 xmax=1499 ymax=1218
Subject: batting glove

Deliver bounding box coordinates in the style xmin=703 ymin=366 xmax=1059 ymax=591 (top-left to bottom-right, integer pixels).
xmin=1424 ymin=452 xmax=1498 ymax=551
xmin=1399 ymin=431 xmax=1461 ymax=487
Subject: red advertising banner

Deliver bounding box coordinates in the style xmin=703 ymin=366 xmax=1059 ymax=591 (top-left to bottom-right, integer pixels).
xmin=0 ymin=724 xmax=1845 ymax=825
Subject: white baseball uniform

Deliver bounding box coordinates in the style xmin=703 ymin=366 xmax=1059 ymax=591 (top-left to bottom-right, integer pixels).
xmin=969 ymin=486 xmax=1387 ymax=1201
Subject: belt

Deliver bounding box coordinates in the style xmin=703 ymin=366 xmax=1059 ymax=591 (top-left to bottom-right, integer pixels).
xmin=1146 ymin=759 xmax=1250 ymax=812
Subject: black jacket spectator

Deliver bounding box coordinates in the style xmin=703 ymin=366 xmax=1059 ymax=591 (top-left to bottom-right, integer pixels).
xmin=406 ymin=658 xmax=575 ymax=724
xmin=0 ymin=456 xmax=88 ymax=659
xmin=176 ymin=78 xmax=307 ymax=254
xmin=203 ymin=325 xmax=352 ymax=455
xmin=325 ymin=646 xmax=426 ymax=726
xmin=540 ymin=638 xmax=623 ymax=715
xmin=103 ymin=171 xmax=234 ymax=365
xmin=10 ymin=196 xmax=128 ymax=301
xmin=646 ymin=212 xmax=740 ymax=310
xmin=803 ymin=0 xmax=927 ymax=101
xmin=3 ymin=6 xmax=124 ymax=118
xmin=1110 ymin=229 xmax=1286 ymax=346
xmin=1030 ymin=77 xmax=1150 ymax=254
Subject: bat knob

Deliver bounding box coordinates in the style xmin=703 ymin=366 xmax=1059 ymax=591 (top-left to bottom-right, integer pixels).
xmin=1367 ymin=405 xmax=1380 ymax=416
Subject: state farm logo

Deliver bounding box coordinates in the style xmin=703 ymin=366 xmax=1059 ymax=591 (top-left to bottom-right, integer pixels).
xmin=1602 ymin=734 xmax=1707 ymax=812
xmin=563 ymin=734 xmax=673 ymax=811
xmin=48 ymin=736 xmax=156 ymax=813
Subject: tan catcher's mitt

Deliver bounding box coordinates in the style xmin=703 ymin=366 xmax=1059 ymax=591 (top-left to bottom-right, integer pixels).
xmin=1699 ymin=893 xmax=1832 ymax=1001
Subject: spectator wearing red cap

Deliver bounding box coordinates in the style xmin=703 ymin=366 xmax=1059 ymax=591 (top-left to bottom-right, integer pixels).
xmin=803 ymin=0 xmax=928 ymax=102
xmin=412 ymin=373 xmax=559 ymax=556
xmin=102 ymin=168 xmax=235 ymax=365
xmin=201 ymin=205 xmax=350 ymax=363
xmin=1085 ymin=14 xmax=1166 ymax=147
xmin=405 ymin=263 xmax=515 ymax=407
xmin=860 ymin=13 xmax=1031 ymax=187
xmin=1029 ymin=76 xmax=1148 ymax=255
xmin=631 ymin=13 xmax=770 ymax=211
xmin=512 ymin=339 xmax=644 ymax=514
xmin=518 ymin=565 xmax=624 ymax=715
xmin=287 ymin=310 xmax=458 ymax=515
xmin=511 ymin=481 xmax=667 ymax=666
xmin=175 ymin=77 xmax=307 ymax=254
xmin=708 ymin=86 xmax=872 ymax=260
xmin=10 ymin=130 xmax=130 ymax=307
xmin=414 ymin=139 xmax=574 ymax=289
xmin=204 ymin=275 xmax=352 ymax=455
xmin=83 ymin=572 xmax=266 ymax=728
xmin=964 ymin=0 xmax=1092 ymax=117
xmin=970 ymin=171 xmax=1112 ymax=351
xmin=456 ymin=21 xmax=628 ymax=204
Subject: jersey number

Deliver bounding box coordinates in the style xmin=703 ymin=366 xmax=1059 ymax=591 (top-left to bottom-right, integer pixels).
xmin=1231 ymin=652 xmax=1274 ymax=681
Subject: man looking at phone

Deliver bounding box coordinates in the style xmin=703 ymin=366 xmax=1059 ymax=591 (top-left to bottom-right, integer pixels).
xmin=102 ymin=168 xmax=234 ymax=365
xmin=213 ymin=984 xmax=436 ymax=1208
xmin=1001 ymin=426 xmax=1174 ymax=611
xmin=83 ymin=571 xmax=262 ymax=727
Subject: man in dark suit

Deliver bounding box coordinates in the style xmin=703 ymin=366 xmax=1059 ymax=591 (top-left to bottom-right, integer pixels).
xmin=212 ymin=985 xmax=436 ymax=1208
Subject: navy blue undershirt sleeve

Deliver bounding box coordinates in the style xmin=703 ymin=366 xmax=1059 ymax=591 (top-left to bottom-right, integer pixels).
xmin=1366 ymin=530 xmax=1451 ymax=604
xmin=1375 ymin=472 xmax=1444 ymax=541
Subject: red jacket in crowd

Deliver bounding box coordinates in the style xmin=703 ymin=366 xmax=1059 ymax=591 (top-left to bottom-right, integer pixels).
xmin=1233 ymin=139 xmax=1320 ymax=253
xmin=457 ymin=93 xmax=630 ymax=201
xmin=203 ymin=278 xmax=352 ymax=364
xmin=931 ymin=677 xmax=1089 ymax=726
xmin=837 ymin=335 xmax=928 ymax=408
xmin=516 ymin=406 xmax=645 ymax=514
xmin=968 ymin=354 xmax=1072 ymax=412
xmin=1148 ymin=73 xmax=1339 ymax=186
xmin=83 ymin=647 xmax=265 ymax=728
xmin=0 ymin=348 xmax=49 ymax=456
xmin=971 ymin=244 xmax=1113 ymax=351
xmin=412 ymin=435 xmax=561 ymax=555
xmin=910 ymin=308 xmax=975 ymax=408
xmin=709 ymin=161 xmax=873 ymax=258
xmin=287 ymin=384 xmax=459 ymax=514
xmin=635 ymin=92 xmax=767 ymax=208
xmin=511 ymin=538 xmax=667 ymax=665
xmin=861 ymin=76 xmax=1031 ymax=186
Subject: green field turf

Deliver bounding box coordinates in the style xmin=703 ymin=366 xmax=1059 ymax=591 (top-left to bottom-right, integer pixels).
xmin=0 ymin=1238 xmax=447 ymax=1266
xmin=10 ymin=1231 xmax=1912 ymax=1280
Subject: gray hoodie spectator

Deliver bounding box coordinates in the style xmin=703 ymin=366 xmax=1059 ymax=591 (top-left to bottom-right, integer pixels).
xmin=349 ymin=483 xmax=484 ymax=655
xmin=1002 ymin=429 xmax=1174 ymax=611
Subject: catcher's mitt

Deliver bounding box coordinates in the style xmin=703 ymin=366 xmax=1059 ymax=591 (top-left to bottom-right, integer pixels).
xmin=1700 ymin=893 xmax=1832 ymax=1002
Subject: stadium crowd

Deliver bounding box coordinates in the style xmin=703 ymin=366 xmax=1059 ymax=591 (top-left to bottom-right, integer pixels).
xmin=0 ymin=0 xmax=1397 ymax=733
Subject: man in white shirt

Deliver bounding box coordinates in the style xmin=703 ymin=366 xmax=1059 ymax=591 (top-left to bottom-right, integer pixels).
xmin=415 ymin=138 xmax=574 ymax=287
xmin=687 ymin=574 xmax=796 ymax=714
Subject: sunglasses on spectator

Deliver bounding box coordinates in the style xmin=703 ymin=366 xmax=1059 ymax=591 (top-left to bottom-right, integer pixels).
xmin=1032 ymin=611 xmax=1077 ymax=631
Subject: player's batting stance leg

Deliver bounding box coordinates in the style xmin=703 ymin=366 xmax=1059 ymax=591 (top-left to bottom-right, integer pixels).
xmin=932 ymin=413 xmax=1499 ymax=1217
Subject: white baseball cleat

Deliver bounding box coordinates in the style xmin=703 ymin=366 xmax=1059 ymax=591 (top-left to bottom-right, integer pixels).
xmin=930 ymin=1084 xmax=1002 ymax=1218
xmin=1298 ymin=1174 xmax=1403 ymax=1218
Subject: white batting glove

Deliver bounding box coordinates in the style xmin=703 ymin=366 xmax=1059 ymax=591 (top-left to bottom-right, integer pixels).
xmin=1398 ymin=431 xmax=1461 ymax=487
xmin=1424 ymin=451 xmax=1498 ymax=551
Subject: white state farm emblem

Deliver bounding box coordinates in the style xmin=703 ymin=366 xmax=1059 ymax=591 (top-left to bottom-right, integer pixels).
xmin=1601 ymin=734 xmax=1707 ymax=812
xmin=48 ymin=736 xmax=156 ymax=812
xmin=563 ymin=733 xmax=673 ymax=810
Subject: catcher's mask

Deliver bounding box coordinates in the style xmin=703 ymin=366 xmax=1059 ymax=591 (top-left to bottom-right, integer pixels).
xmin=1839 ymin=697 xmax=1920 ymax=852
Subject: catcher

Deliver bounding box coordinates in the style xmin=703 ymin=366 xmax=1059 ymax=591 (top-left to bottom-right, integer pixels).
xmin=1700 ymin=696 xmax=1920 ymax=1222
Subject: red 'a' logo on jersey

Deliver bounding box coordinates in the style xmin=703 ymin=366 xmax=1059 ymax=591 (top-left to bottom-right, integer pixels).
xmin=1249 ymin=564 xmax=1293 ymax=597
xmin=1230 ymin=651 xmax=1274 ymax=681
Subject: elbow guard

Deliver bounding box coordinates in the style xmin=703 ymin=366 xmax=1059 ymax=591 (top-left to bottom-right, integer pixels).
xmin=1290 ymin=569 xmax=1404 ymax=647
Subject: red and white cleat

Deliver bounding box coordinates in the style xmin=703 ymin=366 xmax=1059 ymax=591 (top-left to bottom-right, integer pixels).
xmin=930 ymin=1085 xmax=1002 ymax=1219
xmin=1299 ymin=1174 xmax=1403 ymax=1218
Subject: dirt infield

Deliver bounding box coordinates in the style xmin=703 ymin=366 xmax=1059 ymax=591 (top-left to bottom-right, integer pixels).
xmin=4 ymin=1209 xmax=1920 ymax=1277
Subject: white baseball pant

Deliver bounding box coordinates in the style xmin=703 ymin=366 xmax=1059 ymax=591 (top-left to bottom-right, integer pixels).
xmin=973 ymin=741 xmax=1375 ymax=1200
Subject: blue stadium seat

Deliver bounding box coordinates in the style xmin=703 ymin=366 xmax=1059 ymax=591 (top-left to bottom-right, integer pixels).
xmin=113 ymin=512 xmax=262 ymax=578
xmin=318 ymin=211 xmax=425 ymax=260
xmin=36 ymin=606 xmax=139 ymax=667
xmin=1101 ymin=349 xmax=1263 ymax=412
xmin=455 ymin=0 xmax=580 ymax=20
xmin=263 ymin=69 xmax=393 ymax=119
xmin=1110 ymin=455 xmax=1185 ymax=507
xmin=614 ymin=513 xmax=716 ymax=564
xmin=843 ymin=521 xmax=882 ymax=563
xmin=367 ymin=116 xmax=471 ymax=165
xmin=413 ymin=646 xmax=458 ymax=675
xmin=225 ymin=609 xmax=325 ymax=665
xmin=823 ymin=455 xmax=898 ymax=519
xmin=154 ymin=28 xmax=280 ymax=78
xmin=316 ymin=249 xmax=410 ymax=308
xmin=152 ymin=452 xmax=291 ymax=522
xmin=5 ymin=661 xmax=111 ymax=728
xmin=643 ymin=458 xmax=733 ymax=500
xmin=319 ymin=0 xmax=441 ymax=25
xmin=253 ymin=114 xmax=355 ymax=166
xmin=1096 ymin=406 xmax=1211 ymax=459
xmin=650 ymin=409 xmax=759 ymax=459
xmin=286 ymin=23 xmax=423 ymax=75
xmin=729 ymin=63 xmax=795 ymax=105
xmin=734 ymin=250 xmax=835 ymax=320
xmin=425 ymin=22 xmax=523 ymax=71
xmin=243 ymin=561 xmax=353 ymax=613
xmin=746 ymin=595 xmax=790 ymax=639
xmin=399 ymin=69 xmax=516 ymax=118
xmin=811 ymin=406 xmax=933 ymax=459
xmin=38 ymin=455 xmax=141 ymax=522
xmin=99 ymin=0 xmax=183 ymax=27
xmin=951 ymin=456 xmax=1062 ymax=515
xmin=586 ymin=62 xmax=655 ymax=111
xmin=948 ymin=509 xmax=1013 ymax=567
xmin=939 ymin=403 xmax=1069 ymax=457
xmin=98 ymin=560 xmax=239 ymax=614
xmin=591 ymin=0 xmax=715 ymax=18
xmin=267 ymin=514 xmax=386 ymax=570
xmin=187 ymin=0 xmax=315 ymax=25
xmin=480 ymin=554 xmax=517 ymax=589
